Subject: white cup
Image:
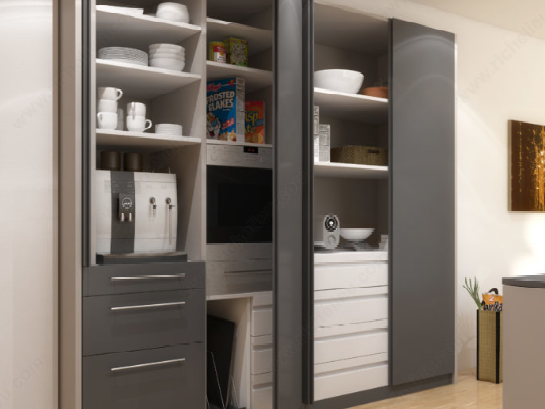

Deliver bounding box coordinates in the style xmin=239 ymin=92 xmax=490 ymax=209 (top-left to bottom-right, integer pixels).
xmin=116 ymin=108 xmax=124 ymax=130
xmin=127 ymin=102 xmax=146 ymax=118
xmin=97 ymin=87 xmax=123 ymax=101
xmin=97 ymin=99 xmax=118 ymax=113
xmin=97 ymin=112 xmax=118 ymax=130
xmin=126 ymin=115 xmax=152 ymax=132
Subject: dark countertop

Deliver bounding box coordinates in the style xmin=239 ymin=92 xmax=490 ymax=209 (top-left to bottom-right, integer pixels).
xmin=503 ymin=274 xmax=545 ymax=288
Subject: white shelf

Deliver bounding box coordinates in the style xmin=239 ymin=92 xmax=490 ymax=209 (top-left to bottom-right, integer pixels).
xmin=96 ymin=129 xmax=201 ymax=151
xmin=96 ymin=59 xmax=201 ymax=99
xmin=314 ymin=251 xmax=388 ymax=264
xmin=314 ymin=88 xmax=388 ymax=124
xmin=206 ymin=18 xmax=272 ymax=55
xmin=206 ymin=139 xmax=273 ymax=148
xmin=96 ymin=9 xmax=201 ymax=49
xmin=314 ymin=162 xmax=388 ymax=179
xmin=206 ymin=61 xmax=272 ymax=92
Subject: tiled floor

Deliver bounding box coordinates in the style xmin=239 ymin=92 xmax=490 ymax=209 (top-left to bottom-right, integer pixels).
xmin=354 ymin=370 xmax=502 ymax=409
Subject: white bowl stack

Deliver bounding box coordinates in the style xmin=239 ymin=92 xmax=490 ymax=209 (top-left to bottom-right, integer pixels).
xmin=149 ymin=44 xmax=185 ymax=71
xmin=155 ymin=124 xmax=183 ymax=136
xmin=98 ymin=47 xmax=148 ymax=66
xmin=156 ymin=2 xmax=190 ymax=23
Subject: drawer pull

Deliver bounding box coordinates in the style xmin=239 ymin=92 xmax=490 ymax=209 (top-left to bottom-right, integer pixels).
xmin=110 ymin=274 xmax=186 ymax=281
xmin=224 ymin=269 xmax=271 ymax=275
xmin=111 ymin=358 xmax=186 ymax=372
xmin=111 ymin=301 xmax=186 ymax=311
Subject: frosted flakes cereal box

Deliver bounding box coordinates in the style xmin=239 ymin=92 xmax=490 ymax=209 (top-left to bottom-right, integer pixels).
xmin=245 ymin=101 xmax=265 ymax=144
xmin=225 ymin=37 xmax=248 ymax=67
xmin=206 ymin=77 xmax=245 ymax=141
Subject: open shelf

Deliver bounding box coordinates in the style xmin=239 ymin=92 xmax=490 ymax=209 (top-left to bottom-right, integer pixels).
xmin=206 ymin=61 xmax=272 ymax=92
xmin=96 ymin=129 xmax=201 ymax=151
xmin=206 ymin=18 xmax=272 ymax=55
xmin=314 ymin=162 xmax=388 ymax=179
xmin=206 ymin=139 xmax=273 ymax=148
xmin=96 ymin=59 xmax=201 ymax=99
xmin=96 ymin=8 xmax=201 ymax=48
xmin=314 ymin=88 xmax=388 ymax=124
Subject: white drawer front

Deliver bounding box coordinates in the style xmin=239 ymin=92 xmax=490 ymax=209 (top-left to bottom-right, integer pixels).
xmin=252 ymin=347 xmax=273 ymax=375
xmin=252 ymin=385 xmax=273 ymax=409
xmin=315 ymin=352 xmax=388 ymax=375
xmin=315 ymin=263 xmax=388 ymax=291
xmin=315 ymin=331 xmax=388 ymax=364
xmin=252 ymin=308 xmax=273 ymax=337
xmin=315 ymin=295 xmax=388 ymax=328
xmin=314 ymin=364 xmax=388 ymax=401
xmin=314 ymin=319 xmax=388 ymax=338
xmin=252 ymin=372 xmax=273 ymax=387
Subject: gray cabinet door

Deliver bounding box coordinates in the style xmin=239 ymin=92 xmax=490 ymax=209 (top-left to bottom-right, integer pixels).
xmin=390 ymin=19 xmax=455 ymax=385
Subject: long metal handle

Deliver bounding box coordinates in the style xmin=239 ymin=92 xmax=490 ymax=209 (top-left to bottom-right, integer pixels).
xmin=111 ymin=301 xmax=186 ymax=311
xmin=111 ymin=358 xmax=186 ymax=372
xmin=224 ymin=269 xmax=272 ymax=275
xmin=110 ymin=274 xmax=185 ymax=281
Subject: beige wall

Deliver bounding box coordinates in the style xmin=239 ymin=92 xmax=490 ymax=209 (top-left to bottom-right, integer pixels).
xmin=0 ymin=1 xmax=57 ymax=408
xmin=318 ymin=0 xmax=545 ymax=371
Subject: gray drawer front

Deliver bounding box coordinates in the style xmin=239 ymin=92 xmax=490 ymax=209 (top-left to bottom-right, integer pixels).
xmin=83 ymin=289 xmax=205 ymax=356
xmin=83 ymin=262 xmax=205 ymax=296
xmin=83 ymin=344 xmax=205 ymax=409
xmin=206 ymin=260 xmax=272 ymax=296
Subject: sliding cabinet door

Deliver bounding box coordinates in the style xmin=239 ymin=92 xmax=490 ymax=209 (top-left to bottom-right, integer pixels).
xmin=390 ymin=19 xmax=455 ymax=385
xmin=274 ymin=0 xmax=313 ymax=408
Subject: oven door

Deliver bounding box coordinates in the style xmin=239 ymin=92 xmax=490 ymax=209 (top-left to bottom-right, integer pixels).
xmin=207 ymin=165 xmax=273 ymax=244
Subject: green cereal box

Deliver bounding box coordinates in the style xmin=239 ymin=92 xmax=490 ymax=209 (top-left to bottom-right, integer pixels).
xmin=225 ymin=37 xmax=248 ymax=67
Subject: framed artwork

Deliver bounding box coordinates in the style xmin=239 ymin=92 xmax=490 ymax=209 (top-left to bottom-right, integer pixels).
xmin=510 ymin=120 xmax=545 ymax=211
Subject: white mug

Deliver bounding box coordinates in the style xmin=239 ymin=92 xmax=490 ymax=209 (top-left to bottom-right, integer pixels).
xmin=126 ymin=115 xmax=152 ymax=132
xmin=97 ymin=99 xmax=118 ymax=113
xmin=97 ymin=112 xmax=118 ymax=130
xmin=127 ymin=102 xmax=146 ymax=118
xmin=116 ymin=108 xmax=124 ymax=130
xmin=97 ymin=87 xmax=123 ymax=101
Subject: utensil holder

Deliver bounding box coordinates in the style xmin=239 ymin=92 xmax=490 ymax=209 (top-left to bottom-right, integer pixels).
xmin=477 ymin=310 xmax=503 ymax=384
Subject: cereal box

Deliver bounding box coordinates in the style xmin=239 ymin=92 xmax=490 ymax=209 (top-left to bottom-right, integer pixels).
xmin=225 ymin=37 xmax=248 ymax=67
xmin=206 ymin=77 xmax=245 ymax=141
xmin=245 ymin=101 xmax=265 ymax=144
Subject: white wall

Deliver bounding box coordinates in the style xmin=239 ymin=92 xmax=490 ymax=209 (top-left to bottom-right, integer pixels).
xmin=0 ymin=1 xmax=57 ymax=409
xmin=318 ymin=0 xmax=545 ymax=371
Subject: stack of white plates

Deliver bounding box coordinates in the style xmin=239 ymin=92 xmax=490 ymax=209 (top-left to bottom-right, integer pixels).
xmin=156 ymin=124 xmax=183 ymax=136
xmin=156 ymin=2 xmax=190 ymax=23
xmin=149 ymin=44 xmax=185 ymax=71
xmin=98 ymin=47 xmax=148 ymax=66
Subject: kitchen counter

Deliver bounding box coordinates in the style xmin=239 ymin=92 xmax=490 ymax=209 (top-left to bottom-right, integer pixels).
xmin=503 ymin=275 xmax=545 ymax=409
xmin=314 ymin=250 xmax=388 ymax=264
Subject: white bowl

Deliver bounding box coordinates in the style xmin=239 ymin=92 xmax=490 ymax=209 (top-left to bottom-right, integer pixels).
xmin=149 ymin=44 xmax=185 ymax=52
xmin=314 ymin=69 xmax=364 ymax=94
xmin=156 ymin=7 xmax=189 ymax=23
xmin=150 ymin=58 xmax=185 ymax=71
xmin=340 ymin=228 xmax=375 ymax=241
xmin=149 ymin=52 xmax=185 ymax=61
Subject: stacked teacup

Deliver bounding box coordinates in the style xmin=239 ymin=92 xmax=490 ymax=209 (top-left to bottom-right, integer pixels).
xmin=127 ymin=102 xmax=153 ymax=132
xmin=149 ymin=44 xmax=185 ymax=71
xmin=97 ymin=87 xmax=123 ymax=130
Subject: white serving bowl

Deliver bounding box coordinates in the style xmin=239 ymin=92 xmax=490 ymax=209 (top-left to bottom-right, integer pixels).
xmin=150 ymin=58 xmax=185 ymax=71
xmin=149 ymin=50 xmax=185 ymax=58
xmin=149 ymin=53 xmax=185 ymax=61
xmin=156 ymin=4 xmax=189 ymax=23
xmin=149 ymin=44 xmax=185 ymax=53
xmin=340 ymin=228 xmax=375 ymax=241
xmin=314 ymin=69 xmax=364 ymax=94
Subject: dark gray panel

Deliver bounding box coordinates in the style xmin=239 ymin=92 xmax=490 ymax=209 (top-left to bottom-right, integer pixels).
xmin=83 ymin=344 xmax=205 ymax=409
xmin=83 ymin=289 xmax=205 ymax=356
xmin=206 ymin=260 xmax=272 ymax=296
xmin=274 ymin=0 xmax=310 ymax=408
xmin=83 ymin=262 xmax=205 ymax=296
xmin=390 ymin=19 xmax=455 ymax=385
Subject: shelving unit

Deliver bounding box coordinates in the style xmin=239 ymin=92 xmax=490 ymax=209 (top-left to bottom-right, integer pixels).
xmin=207 ymin=18 xmax=272 ymax=55
xmin=96 ymin=129 xmax=201 ymax=150
xmin=206 ymin=61 xmax=272 ymax=92
xmin=314 ymin=162 xmax=388 ymax=179
xmin=314 ymin=87 xmax=388 ymax=123
xmin=206 ymin=139 xmax=273 ymax=148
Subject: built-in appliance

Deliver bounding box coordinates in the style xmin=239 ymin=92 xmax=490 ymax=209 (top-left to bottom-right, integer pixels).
xmin=95 ymin=170 xmax=178 ymax=254
xmin=206 ymin=144 xmax=273 ymax=245
xmin=314 ymin=214 xmax=341 ymax=250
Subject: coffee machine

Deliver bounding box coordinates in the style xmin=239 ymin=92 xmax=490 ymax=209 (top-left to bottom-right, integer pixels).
xmin=95 ymin=170 xmax=178 ymax=255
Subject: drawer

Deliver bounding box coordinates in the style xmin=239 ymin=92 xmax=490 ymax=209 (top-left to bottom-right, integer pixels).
xmin=83 ymin=344 xmax=205 ymax=409
xmin=315 ymin=352 xmax=388 ymax=375
xmin=206 ymin=260 xmax=272 ymax=296
xmin=252 ymin=385 xmax=273 ymax=409
xmin=83 ymin=289 xmax=204 ymax=356
xmin=252 ymin=308 xmax=273 ymax=337
xmin=314 ymin=363 xmax=388 ymax=401
xmin=315 ymin=295 xmax=388 ymax=328
xmin=252 ymin=372 xmax=273 ymax=387
xmin=315 ymin=263 xmax=388 ymax=291
xmin=252 ymin=342 xmax=273 ymax=375
xmin=314 ymin=318 xmax=388 ymax=338
xmin=314 ymin=331 xmax=388 ymax=364
xmin=83 ymin=262 xmax=205 ymax=296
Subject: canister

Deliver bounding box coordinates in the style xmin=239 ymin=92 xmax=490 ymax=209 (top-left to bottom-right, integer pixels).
xmin=209 ymin=41 xmax=226 ymax=63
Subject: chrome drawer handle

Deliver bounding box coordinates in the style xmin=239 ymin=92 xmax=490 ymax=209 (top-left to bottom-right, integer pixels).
xmin=111 ymin=358 xmax=186 ymax=372
xmin=111 ymin=301 xmax=186 ymax=311
xmin=110 ymin=274 xmax=185 ymax=281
